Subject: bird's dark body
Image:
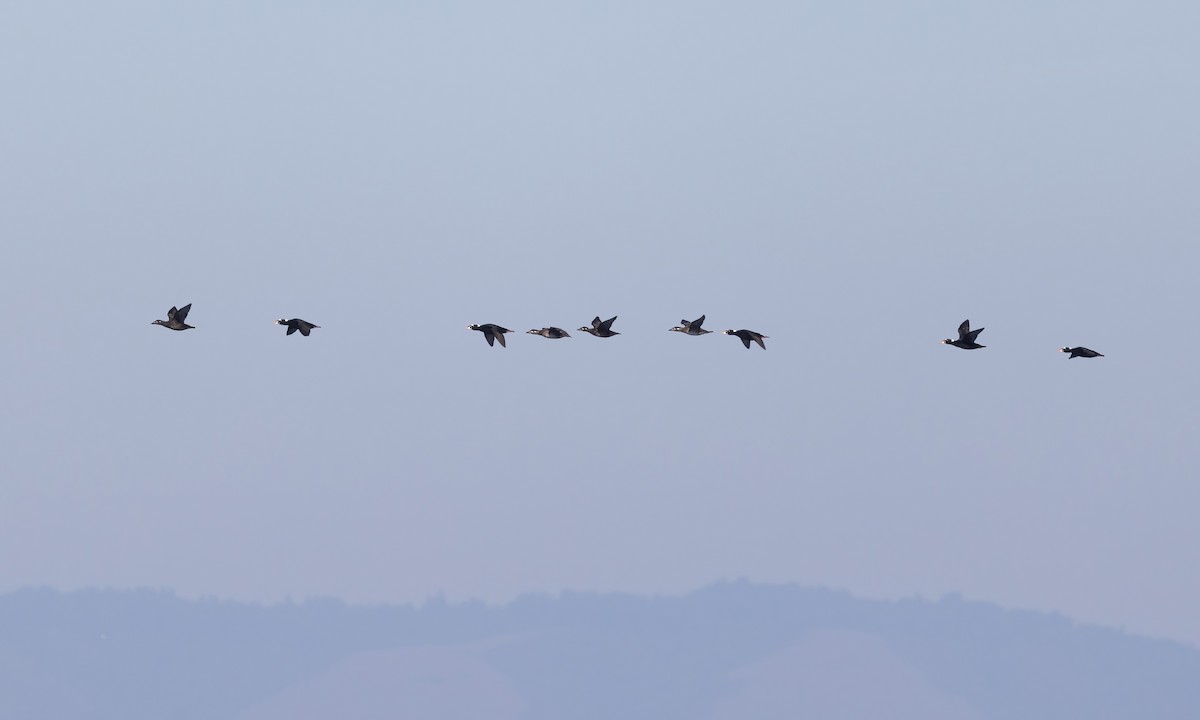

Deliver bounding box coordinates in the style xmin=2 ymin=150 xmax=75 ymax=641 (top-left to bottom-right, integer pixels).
xmin=152 ymin=304 xmax=194 ymax=331
xmin=724 ymin=329 xmax=767 ymax=349
xmin=670 ymin=315 xmax=712 ymax=336
xmin=579 ymin=316 xmax=619 ymax=337
xmin=469 ymin=324 xmax=512 ymax=347
xmin=942 ymin=320 xmax=985 ymax=349
xmin=277 ymin=318 xmax=320 ymax=337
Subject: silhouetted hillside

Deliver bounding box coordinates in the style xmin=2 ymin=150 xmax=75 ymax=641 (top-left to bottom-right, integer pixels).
xmin=1 ymin=582 xmax=1197 ymax=719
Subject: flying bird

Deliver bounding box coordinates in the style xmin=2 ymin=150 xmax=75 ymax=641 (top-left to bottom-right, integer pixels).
xmin=276 ymin=318 xmax=320 ymax=337
xmin=670 ymin=315 xmax=712 ymax=335
xmin=578 ymin=316 xmax=619 ymax=338
xmin=724 ymin=329 xmax=768 ymax=350
xmin=468 ymin=324 xmax=512 ymax=347
xmin=1060 ymin=346 xmax=1103 ymax=359
xmin=527 ymin=327 xmax=571 ymax=339
xmin=942 ymin=319 xmax=985 ymax=349
xmin=152 ymin=304 xmax=194 ymax=331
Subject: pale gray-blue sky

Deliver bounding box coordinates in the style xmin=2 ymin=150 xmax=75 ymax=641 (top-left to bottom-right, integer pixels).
xmin=2 ymin=1 xmax=1199 ymax=645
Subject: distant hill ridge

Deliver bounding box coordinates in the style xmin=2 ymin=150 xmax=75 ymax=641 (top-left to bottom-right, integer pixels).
xmin=2 ymin=581 xmax=1198 ymax=719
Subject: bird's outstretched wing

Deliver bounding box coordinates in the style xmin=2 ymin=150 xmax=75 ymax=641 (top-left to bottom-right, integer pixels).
xmin=175 ymin=304 xmax=192 ymax=322
xmin=599 ymin=316 xmax=617 ymax=331
xmin=287 ymin=324 xmax=298 ymax=335
xmin=957 ymin=320 xmax=970 ymax=340
xmin=494 ymin=330 xmax=506 ymax=347
xmin=691 ymin=315 xmax=705 ymax=329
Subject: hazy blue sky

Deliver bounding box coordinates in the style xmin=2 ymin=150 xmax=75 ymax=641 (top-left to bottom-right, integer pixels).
xmin=3 ymin=1 xmax=1199 ymax=645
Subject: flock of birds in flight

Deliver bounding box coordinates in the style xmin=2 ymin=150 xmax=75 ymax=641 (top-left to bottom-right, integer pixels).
xmin=152 ymin=304 xmax=1105 ymax=358
xmin=473 ymin=315 xmax=769 ymax=348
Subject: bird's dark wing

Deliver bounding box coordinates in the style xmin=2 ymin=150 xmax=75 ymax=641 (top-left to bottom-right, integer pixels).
xmin=692 ymin=315 xmax=705 ymax=329
xmin=965 ymin=327 xmax=984 ymax=342
xmin=287 ymin=325 xmax=297 ymax=335
xmin=299 ymin=325 xmax=311 ymax=336
xmin=957 ymin=320 xmax=970 ymax=340
xmin=494 ymin=330 xmax=506 ymax=347
xmin=599 ymin=316 xmax=617 ymax=331
xmin=175 ymin=304 xmax=192 ymax=322
xmin=167 ymin=306 xmax=179 ymax=321
xmin=484 ymin=331 xmax=496 ymax=346
xmin=739 ymin=335 xmax=752 ymax=349
xmin=753 ymin=333 xmax=766 ymax=350
xmin=591 ymin=316 xmax=602 ymax=328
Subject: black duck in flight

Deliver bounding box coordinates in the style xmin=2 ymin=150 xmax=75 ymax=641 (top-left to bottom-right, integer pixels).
xmin=579 ymin=316 xmax=619 ymax=338
xmin=468 ymin=324 xmax=512 ymax=347
xmin=276 ymin=318 xmax=320 ymax=337
xmin=724 ymin=329 xmax=768 ymax=350
xmin=152 ymin=304 xmax=193 ymax=331
xmin=1060 ymin=346 xmax=1103 ymax=358
xmin=942 ymin=319 xmax=985 ymax=349
xmin=527 ymin=327 xmax=571 ymax=339
xmin=670 ymin=315 xmax=712 ymax=335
